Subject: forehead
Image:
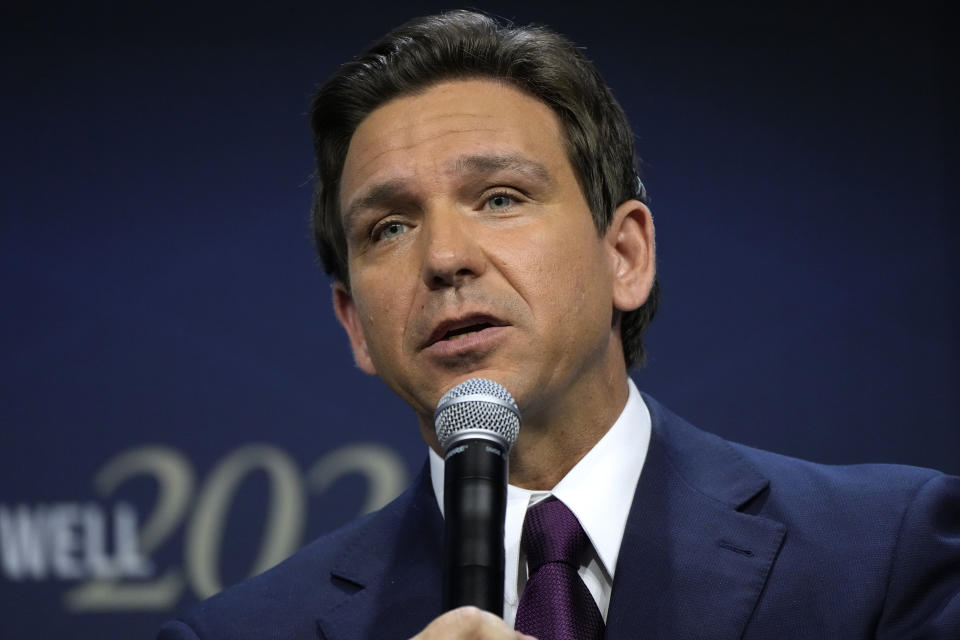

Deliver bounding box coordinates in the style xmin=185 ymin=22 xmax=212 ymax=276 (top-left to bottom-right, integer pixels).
xmin=339 ymin=79 xmax=570 ymax=206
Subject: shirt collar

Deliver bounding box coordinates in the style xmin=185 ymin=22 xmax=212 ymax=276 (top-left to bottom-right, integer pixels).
xmin=429 ymin=378 xmax=651 ymax=580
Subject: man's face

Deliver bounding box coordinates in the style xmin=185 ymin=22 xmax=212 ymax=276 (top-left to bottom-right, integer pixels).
xmin=333 ymin=79 xmax=650 ymax=444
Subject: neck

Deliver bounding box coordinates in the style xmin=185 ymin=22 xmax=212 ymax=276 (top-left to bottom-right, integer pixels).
xmin=507 ymin=370 xmax=629 ymax=489
xmin=416 ymin=340 xmax=632 ymax=490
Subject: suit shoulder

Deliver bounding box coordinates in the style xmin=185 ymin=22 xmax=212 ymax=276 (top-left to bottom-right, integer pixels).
xmin=728 ymin=440 xmax=960 ymax=637
xmin=728 ymin=438 xmax=945 ymax=500
xmin=724 ymin=434 xmax=959 ymax=557
xmin=643 ymin=392 xmax=955 ymax=528
xmin=644 ymin=391 xmax=947 ymax=502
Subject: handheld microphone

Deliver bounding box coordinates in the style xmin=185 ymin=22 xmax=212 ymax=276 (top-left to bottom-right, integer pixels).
xmin=434 ymin=378 xmax=520 ymax=615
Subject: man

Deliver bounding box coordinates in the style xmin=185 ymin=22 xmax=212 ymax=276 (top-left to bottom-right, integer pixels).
xmin=159 ymin=10 xmax=959 ymax=639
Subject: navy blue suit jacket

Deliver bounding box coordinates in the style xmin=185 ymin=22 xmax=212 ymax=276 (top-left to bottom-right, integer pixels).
xmin=159 ymin=395 xmax=960 ymax=639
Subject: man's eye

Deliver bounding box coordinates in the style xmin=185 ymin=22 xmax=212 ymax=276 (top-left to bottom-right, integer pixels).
xmin=374 ymin=221 xmax=407 ymax=241
xmin=485 ymin=193 xmax=516 ymax=210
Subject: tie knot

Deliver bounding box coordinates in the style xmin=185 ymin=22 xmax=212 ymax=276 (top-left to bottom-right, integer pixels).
xmin=521 ymin=498 xmax=588 ymax=572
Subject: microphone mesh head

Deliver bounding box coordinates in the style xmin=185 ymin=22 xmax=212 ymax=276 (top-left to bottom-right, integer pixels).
xmin=434 ymin=378 xmax=520 ymax=453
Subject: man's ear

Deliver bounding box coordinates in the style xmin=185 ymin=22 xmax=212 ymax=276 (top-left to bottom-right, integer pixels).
xmin=332 ymin=282 xmax=378 ymax=376
xmin=607 ymin=199 xmax=656 ymax=312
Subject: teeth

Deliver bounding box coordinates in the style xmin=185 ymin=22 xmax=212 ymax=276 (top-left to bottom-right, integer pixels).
xmin=447 ymin=330 xmax=478 ymax=341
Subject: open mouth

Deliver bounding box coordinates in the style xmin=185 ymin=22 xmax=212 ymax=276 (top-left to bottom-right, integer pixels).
xmin=442 ymin=322 xmax=494 ymax=341
xmin=425 ymin=315 xmax=505 ymax=349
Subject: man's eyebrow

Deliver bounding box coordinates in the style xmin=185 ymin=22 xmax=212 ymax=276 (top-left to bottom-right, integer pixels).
xmin=343 ymin=179 xmax=408 ymax=230
xmin=456 ymin=154 xmax=554 ymax=186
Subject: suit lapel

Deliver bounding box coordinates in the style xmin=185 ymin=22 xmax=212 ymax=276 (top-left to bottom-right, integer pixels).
xmin=315 ymin=465 xmax=444 ymax=640
xmin=606 ymin=396 xmax=786 ymax=639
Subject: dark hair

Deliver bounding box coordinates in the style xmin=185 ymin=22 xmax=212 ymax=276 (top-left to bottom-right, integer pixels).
xmin=309 ymin=10 xmax=659 ymax=367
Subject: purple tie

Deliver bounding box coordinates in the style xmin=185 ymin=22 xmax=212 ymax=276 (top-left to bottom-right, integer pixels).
xmin=514 ymin=498 xmax=605 ymax=640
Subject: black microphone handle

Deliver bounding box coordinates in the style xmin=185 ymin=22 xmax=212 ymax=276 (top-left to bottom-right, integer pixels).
xmin=442 ymin=438 xmax=508 ymax=615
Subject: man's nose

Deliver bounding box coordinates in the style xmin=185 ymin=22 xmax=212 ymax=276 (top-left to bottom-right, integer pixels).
xmin=420 ymin=210 xmax=486 ymax=289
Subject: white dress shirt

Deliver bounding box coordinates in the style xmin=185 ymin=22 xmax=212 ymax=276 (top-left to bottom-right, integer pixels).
xmin=429 ymin=378 xmax=651 ymax=626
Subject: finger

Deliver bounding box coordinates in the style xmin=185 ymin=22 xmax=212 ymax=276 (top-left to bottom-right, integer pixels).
xmin=411 ymin=606 xmax=534 ymax=639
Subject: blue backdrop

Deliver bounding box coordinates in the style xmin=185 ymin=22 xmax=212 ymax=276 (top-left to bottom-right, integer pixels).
xmin=2 ymin=2 xmax=956 ymax=637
